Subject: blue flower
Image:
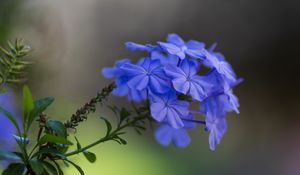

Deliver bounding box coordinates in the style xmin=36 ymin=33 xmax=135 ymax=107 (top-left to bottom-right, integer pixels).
xmin=164 ymin=59 xmax=212 ymax=101
xmin=102 ymin=59 xmax=131 ymax=96
xmin=125 ymin=42 xmax=160 ymax=52
xmin=150 ymin=92 xmax=189 ymax=129
xmin=155 ymin=113 xmax=195 ymax=147
xmin=201 ymin=96 xmax=227 ymax=151
xmin=0 ymin=91 xmax=18 ymax=151
xmin=203 ymin=44 xmax=237 ymax=82
xmin=158 ymin=33 xmax=206 ymax=60
xmin=202 ymin=69 xmax=240 ymax=114
xmin=150 ymin=51 xmax=178 ymax=66
xmin=102 ymin=59 xmax=130 ymax=79
xmin=121 ymin=58 xmax=170 ymax=94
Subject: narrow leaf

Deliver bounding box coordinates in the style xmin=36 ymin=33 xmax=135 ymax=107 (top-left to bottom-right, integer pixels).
xmin=50 ymin=159 xmax=64 ymax=175
xmin=64 ymin=160 xmax=84 ymax=175
xmin=100 ymin=117 xmax=112 ymax=136
xmin=23 ymin=85 xmax=34 ymax=131
xmin=42 ymin=161 xmax=58 ymax=175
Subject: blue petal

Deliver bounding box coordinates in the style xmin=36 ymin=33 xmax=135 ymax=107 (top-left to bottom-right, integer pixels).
xmin=149 ymin=75 xmax=170 ymax=94
xmin=151 ymin=102 xmax=168 ymax=122
xmin=127 ymin=74 xmax=148 ymax=90
xmin=185 ymin=49 xmax=206 ymax=59
xmin=167 ymin=33 xmax=185 ymax=46
xmin=167 ymin=108 xmax=184 ymax=129
xmin=112 ymin=84 xmax=128 ymax=96
xmin=102 ymin=67 xmax=117 ymax=78
xmin=158 ymin=42 xmax=182 ymax=55
xmin=186 ymin=40 xmax=205 ymax=50
xmin=173 ymin=129 xmax=191 ymax=148
xmin=128 ymin=88 xmax=147 ymax=102
xmin=125 ymin=42 xmax=148 ymax=51
xmin=155 ymin=125 xmax=173 ymax=146
xmin=216 ymin=61 xmax=236 ymax=81
xmin=164 ymin=64 xmax=185 ymax=78
xmin=172 ymin=78 xmax=190 ymax=94
xmin=189 ymin=76 xmax=212 ymax=101
xmin=180 ymin=59 xmax=197 ymax=77
xmin=121 ymin=63 xmax=145 ymax=76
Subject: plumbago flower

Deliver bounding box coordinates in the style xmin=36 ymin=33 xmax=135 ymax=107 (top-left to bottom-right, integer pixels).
xmin=103 ymin=33 xmax=242 ymax=150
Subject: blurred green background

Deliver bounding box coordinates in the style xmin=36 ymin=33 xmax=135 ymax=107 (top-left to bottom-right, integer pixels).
xmin=1 ymin=0 xmax=300 ymax=175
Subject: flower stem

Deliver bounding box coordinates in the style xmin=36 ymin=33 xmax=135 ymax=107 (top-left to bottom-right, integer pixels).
xmin=65 ymin=116 xmax=146 ymax=157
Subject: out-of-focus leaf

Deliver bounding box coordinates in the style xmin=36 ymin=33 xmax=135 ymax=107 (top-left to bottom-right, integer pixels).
xmin=27 ymin=97 xmax=54 ymax=131
xmin=2 ymin=163 xmax=25 ymax=175
xmin=0 ymin=150 xmax=21 ymax=161
xmin=39 ymin=134 xmax=73 ymax=146
xmin=64 ymin=159 xmax=84 ymax=175
xmin=46 ymin=120 xmax=67 ymax=138
xmin=22 ymin=85 xmax=34 ymax=131
xmin=42 ymin=161 xmax=58 ymax=175
xmin=100 ymin=117 xmax=112 ymax=136
xmin=30 ymin=160 xmax=44 ymax=175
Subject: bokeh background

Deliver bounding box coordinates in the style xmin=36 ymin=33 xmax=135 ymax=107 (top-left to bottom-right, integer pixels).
xmin=1 ymin=0 xmax=300 ymax=174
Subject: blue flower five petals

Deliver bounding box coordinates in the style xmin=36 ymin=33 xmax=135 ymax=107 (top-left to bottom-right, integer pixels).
xmin=155 ymin=113 xmax=195 ymax=147
xmin=164 ymin=59 xmax=212 ymax=101
xmin=201 ymin=96 xmax=227 ymax=151
xmin=158 ymin=33 xmax=206 ymax=60
xmin=150 ymin=92 xmax=189 ymax=129
xmin=204 ymin=47 xmax=237 ymax=82
xmin=121 ymin=58 xmax=170 ymax=94
xmin=102 ymin=59 xmax=130 ymax=79
xmin=155 ymin=124 xmax=191 ymax=147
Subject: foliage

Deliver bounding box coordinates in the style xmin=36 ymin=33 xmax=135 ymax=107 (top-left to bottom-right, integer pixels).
xmin=0 ymin=39 xmax=31 ymax=93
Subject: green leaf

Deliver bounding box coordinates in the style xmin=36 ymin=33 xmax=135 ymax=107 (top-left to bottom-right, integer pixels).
xmin=46 ymin=120 xmax=67 ymax=138
xmin=27 ymin=97 xmax=54 ymax=131
xmin=42 ymin=161 xmax=58 ymax=175
xmin=2 ymin=163 xmax=25 ymax=175
xmin=0 ymin=150 xmax=22 ymax=161
xmin=100 ymin=117 xmax=112 ymax=136
xmin=39 ymin=134 xmax=73 ymax=146
xmin=23 ymin=85 xmax=34 ymax=131
xmin=64 ymin=160 xmax=84 ymax=175
xmin=0 ymin=106 xmax=21 ymax=135
xmin=30 ymin=160 xmax=44 ymax=175
xmin=83 ymin=151 xmax=96 ymax=163
xmin=74 ymin=137 xmax=96 ymax=163
xmin=120 ymin=108 xmax=130 ymax=121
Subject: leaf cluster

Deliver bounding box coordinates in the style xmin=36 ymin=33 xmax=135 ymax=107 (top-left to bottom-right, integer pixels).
xmin=0 ymin=84 xmax=151 ymax=175
xmin=0 ymin=39 xmax=32 ymax=92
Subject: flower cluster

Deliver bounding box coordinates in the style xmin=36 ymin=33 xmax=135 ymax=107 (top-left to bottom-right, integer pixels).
xmin=102 ymin=34 xmax=242 ymax=150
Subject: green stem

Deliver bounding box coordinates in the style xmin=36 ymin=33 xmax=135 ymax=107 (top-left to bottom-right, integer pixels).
xmin=65 ymin=116 xmax=146 ymax=157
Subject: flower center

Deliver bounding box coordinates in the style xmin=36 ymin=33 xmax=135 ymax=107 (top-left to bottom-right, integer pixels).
xmin=181 ymin=46 xmax=188 ymax=51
